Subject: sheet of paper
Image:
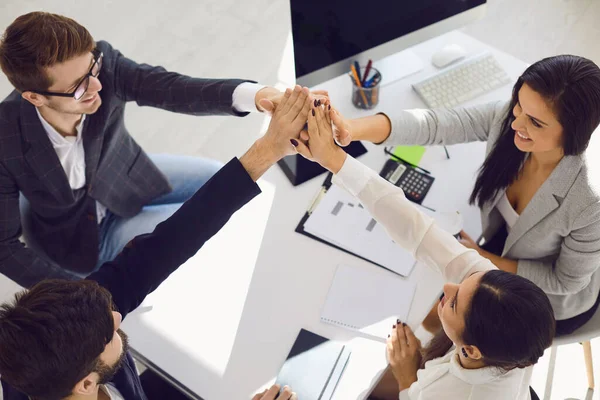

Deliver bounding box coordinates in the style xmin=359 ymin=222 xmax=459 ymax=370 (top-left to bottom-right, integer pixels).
xmin=321 ymin=264 xmax=416 ymax=340
xmin=304 ymin=185 xmax=416 ymax=276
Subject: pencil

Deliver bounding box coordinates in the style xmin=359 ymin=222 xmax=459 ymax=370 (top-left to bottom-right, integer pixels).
xmin=384 ymin=147 xmax=431 ymax=175
xmin=354 ymin=61 xmax=362 ymax=83
xmin=350 ymin=64 xmax=369 ymax=107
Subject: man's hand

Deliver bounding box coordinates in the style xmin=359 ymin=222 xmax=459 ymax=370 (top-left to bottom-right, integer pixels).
xmin=240 ymin=85 xmax=312 ymax=181
xmin=387 ymin=321 xmax=421 ymax=391
xmin=256 ymin=86 xmax=329 ymax=115
xmin=252 ymin=384 xmax=297 ymax=400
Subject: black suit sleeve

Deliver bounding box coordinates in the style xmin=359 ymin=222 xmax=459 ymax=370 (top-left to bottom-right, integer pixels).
xmin=86 ymin=158 xmax=261 ymax=319
xmin=97 ymin=40 xmax=255 ymax=117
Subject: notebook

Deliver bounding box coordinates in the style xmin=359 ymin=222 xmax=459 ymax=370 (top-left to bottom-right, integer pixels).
xmin=321 ymin=264 xmax=416 ymax=340
xmin=276 ymin=329 xmax=351 ymax=400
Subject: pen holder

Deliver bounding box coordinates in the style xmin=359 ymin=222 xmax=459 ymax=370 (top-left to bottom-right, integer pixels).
xmin=349 ymin=67 xmax=381 ymax=110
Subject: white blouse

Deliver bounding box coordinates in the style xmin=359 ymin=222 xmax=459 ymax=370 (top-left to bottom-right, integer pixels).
xmin=496 ymin=192 xmax=520 ymax=232
xmin=332 ymin=156 xmax=532 ymax=400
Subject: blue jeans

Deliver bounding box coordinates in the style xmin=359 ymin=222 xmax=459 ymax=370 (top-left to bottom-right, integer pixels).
xmin=95 ymin=154 xmax=223 ymax=270
xmin=18 ymin=154 xmax=222 ymax=281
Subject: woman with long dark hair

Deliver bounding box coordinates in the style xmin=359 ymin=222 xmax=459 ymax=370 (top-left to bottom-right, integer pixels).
xmin=291 ymin=105 xmax=555 ymax=399
xmin=327 ymin=55 xmax=600 ymax=336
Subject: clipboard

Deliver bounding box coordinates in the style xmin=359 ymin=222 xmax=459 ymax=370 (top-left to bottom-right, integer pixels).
xmin=295 ymin=173 xmax=408 ymax=276
xmin=295 ymin=164 xmax=461 ymax=277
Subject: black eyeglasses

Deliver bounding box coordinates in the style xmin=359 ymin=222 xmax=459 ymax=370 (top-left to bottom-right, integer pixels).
xmin=27 ymin=49 xmax=103 ymax=101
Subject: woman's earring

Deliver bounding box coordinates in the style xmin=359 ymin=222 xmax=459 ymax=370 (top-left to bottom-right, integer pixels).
xmin=461 ymin=348 xmax=468 ymax=358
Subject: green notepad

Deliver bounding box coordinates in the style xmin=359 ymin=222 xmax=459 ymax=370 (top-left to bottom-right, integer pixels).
xmin=392 ymin=145 xmax=426 ymax=166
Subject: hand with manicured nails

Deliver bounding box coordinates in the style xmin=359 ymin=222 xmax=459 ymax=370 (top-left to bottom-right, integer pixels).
xmin=293 ymin=103 xmax=348 ymax=174
xmin=252 ymin=384 xmax=298 ymax=400
xmin=387 ymin=321 xmax=422 ymax=391
xmin=260 ymin=85 xmax=313 ymax=160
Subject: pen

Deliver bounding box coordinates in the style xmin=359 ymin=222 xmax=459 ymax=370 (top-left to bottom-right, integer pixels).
xmin=361 ymin=59 xmax=373 ymax=86
xmin=365 ymin=71 xmax=381 ymax=88
xmin=443 ymin=145 xmax=451 ymax=159
xmin=350 ymin=64 xmax=369 ymax=107
xmin=384 ymin=147 xmax=432 ymax=175
xmin=354 ymin=60 xmax=362 ymax=83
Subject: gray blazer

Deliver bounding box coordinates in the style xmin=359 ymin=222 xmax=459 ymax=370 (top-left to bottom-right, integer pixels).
xmin=382 ymin=101 xmax=600 ymax=320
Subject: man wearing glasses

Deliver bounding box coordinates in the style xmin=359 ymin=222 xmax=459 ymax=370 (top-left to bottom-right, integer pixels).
xmin=0 ymin=12 xmax=321 ymax=287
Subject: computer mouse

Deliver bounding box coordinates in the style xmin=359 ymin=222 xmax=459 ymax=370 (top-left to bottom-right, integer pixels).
xmin=431 ymin=44 xmax=467 ymax=68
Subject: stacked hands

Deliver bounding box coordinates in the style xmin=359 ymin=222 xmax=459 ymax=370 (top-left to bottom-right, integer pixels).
xmin=257 ymin=84 xmax=352 ymax=174
xmin=256 ymin=86 xmax=423 ymax=397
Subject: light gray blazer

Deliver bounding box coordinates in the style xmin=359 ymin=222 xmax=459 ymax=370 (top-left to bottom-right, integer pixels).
xmin=381 ymin=101 xmax=600 ymax=320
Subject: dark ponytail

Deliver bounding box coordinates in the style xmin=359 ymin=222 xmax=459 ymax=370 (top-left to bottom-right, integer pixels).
xmin=470 ymin=55 xmax=600 ymax=208
xmin=421 ymin=270 xmax=555 ymax=370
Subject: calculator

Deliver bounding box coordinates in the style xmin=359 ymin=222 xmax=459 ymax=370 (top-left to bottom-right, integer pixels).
xmin=380 ymin=159 xmax=435 ymax=204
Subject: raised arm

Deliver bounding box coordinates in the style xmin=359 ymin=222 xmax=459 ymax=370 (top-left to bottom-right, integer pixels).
xmin=89 ymin=85 xmax=314 ymax=318
xmin=296 ymin=104 xmax=495 ymax=284
xmin=331 ymin=101 xmax=509 ymax=148
xmin=333 ymin=155 xmax=495 ymax=283
xmin=98 ymin=40 xmax=253 ymax=117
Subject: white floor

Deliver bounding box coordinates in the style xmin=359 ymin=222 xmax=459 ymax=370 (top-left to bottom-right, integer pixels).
xmin=1 ymin=0 xmax=600 ymax=399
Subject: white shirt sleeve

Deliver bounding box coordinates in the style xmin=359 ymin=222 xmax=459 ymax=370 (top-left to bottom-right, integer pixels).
xmin=231 ymin=82 xmax=266 ymax=113
xmin=332 ymin=155 xmax=496 ymax=283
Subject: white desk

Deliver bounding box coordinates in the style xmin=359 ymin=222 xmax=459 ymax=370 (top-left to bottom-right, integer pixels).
xmin=120 ymin=30 xmax=528 ymax=400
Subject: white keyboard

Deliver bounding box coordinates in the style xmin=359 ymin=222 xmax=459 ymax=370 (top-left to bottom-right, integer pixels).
xmin=412 ymin=53 xmax=511 ymax=108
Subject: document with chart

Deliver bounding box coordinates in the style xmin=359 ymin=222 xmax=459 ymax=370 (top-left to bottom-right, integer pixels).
xmin=297 ymin=175 xmax=463 ymax=277
xmin=301 ymin=184 xmax=416 ymax=276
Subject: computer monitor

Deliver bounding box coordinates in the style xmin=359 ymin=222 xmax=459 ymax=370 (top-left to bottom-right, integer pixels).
xmin=291 ymin=0 xmax=487 ymax=87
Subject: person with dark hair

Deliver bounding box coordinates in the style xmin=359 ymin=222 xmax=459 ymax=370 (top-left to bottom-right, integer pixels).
xmin=292 ymin=104 xmax=555 ymax=400
xmin=326 ymin=55 xmax=600 ymax=336
xmin=0 ymin=11 xmax=326 ymax=288
xmin=0 ymin=86 xmax=311 ymax=400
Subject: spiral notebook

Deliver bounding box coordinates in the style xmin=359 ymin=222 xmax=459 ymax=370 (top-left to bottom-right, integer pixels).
xmin=321 ymin=264 xmax=416 ymax=340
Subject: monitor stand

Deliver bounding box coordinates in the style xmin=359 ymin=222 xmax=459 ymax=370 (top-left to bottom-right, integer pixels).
xmin=278 ymin=141 xmax=367 ymax=186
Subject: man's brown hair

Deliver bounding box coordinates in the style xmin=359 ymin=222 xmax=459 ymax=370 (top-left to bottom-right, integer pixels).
xmin=0 ymin=279 xmax=115 ymax=399
xmin=0 ymin=11 xmax=95 ymax=93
